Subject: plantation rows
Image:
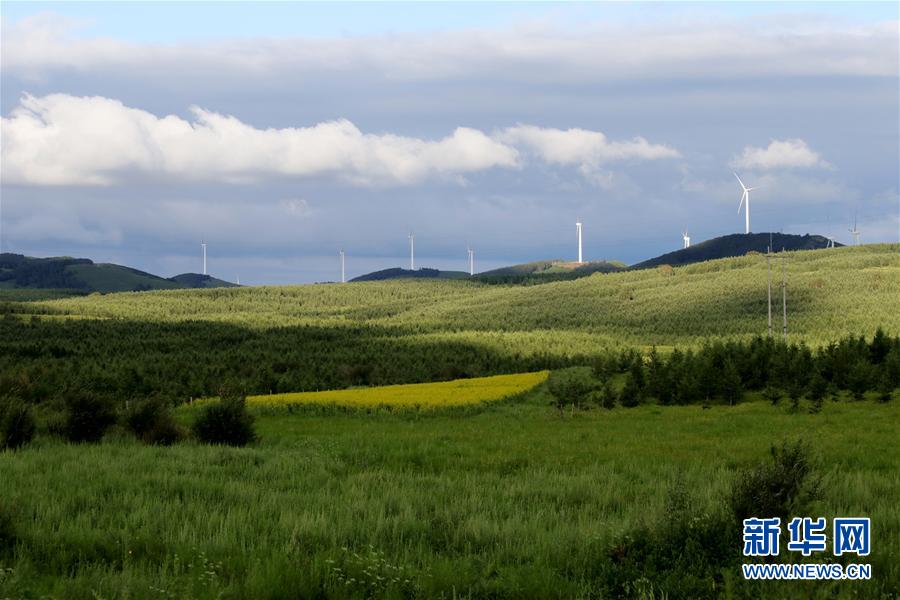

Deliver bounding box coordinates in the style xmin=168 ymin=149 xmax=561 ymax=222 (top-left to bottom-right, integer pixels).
xmin=5 ymin=245 xmax=898 ymax=346
xmin=0 ymin=318 xmax=577 ymax=404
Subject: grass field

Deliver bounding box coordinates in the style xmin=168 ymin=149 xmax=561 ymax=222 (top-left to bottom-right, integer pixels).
xmin=246 ymin=371 xmax=548 ymax=410
xmin=2 ymin=387 xmax=898 ymax=598
xmin=2 ymin=246 xmax=899 ymax=598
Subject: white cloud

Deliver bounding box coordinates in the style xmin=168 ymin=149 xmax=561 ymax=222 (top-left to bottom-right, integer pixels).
xmin=0 ymin=94 xmax=682 ymax=187
xmin=501 ymin=125 xmax=680 ymax=164
xmin=730 ymin=139 xmax=831 ymax=171
xmin=499 ymin=125 xmax=680 ymax=186
xmin=0 ymin=93 xmax=520 ymax=186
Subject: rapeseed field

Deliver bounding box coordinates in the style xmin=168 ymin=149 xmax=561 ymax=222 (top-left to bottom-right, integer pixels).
xmin=247 ymin=371 xmax=548 ymax=409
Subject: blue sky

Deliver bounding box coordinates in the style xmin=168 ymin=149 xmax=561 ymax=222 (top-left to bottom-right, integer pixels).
xmin=1 ymin=1 xmax=898 ymax=284
xmin=4 ymin=2 xmax=894 ymax=41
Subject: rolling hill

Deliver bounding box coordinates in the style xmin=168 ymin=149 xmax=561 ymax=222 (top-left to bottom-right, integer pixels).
xmin=475 ymin=259 xmax=626 ymax=284
xmin=0 ymin=253 xmax=238 ymax=293
xmin=631 ymin=232 xmax=838 ymax=270
xmin=19 ymin=245 xmax=899 ymax=348
xmin=350 ymin=267 xmax=470 ymax=282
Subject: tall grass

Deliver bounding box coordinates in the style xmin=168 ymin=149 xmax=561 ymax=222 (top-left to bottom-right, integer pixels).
xmin=2 ymin=392 xmax=898 ymax=598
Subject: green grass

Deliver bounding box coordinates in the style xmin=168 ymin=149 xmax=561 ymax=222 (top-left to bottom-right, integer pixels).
xmin=2 ymin=390 xmax=898 ymax=598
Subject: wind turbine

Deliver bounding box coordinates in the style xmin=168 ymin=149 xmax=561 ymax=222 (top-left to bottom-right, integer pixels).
xmin=682 ymin=228 xmax=691 ymax=249
xmin=734 ymin=173 xmax=758 ymax=234
xmin=200 ymin=240 xmax=207 ymax=275
xmin=408 ymin=233 xmax=415 ymax=270
xmin=339 ymin=249 xmax=346 ymax=283
xmin=848 ymin=214 xmax=861 ymax=246
xmin=467 ymin=246 xmax=475 ymax=276
xmin=575 ymin=220 xmax=583 ymax=264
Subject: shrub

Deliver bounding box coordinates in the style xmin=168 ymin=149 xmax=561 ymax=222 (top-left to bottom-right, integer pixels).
xmin=63 ymin=390 xmax=117 ymax=443
xmin=547 ymin=368 xmax=597 ymax=413
xmin=877 ymin=373 xmax=894 ymax=404
xmin=600 ymin=380 xmax=617 ymax=409
xmin=0 ymin=397 xmax=36 ymax=450
xmin=0 ymin=500 xmax=16 ymax=555
xmin=618 ymin=373 xmax=642 ymax=408
xmin=762 ymin=385 xmax=782 ymax=406
xmin=603 ymin=440 xmax=822 ymax=598
xmin=729 ymin=439 xmax=820 ymax=524
xmin=192 ymin=397 xmax=257 ymax=447
xmin=720 ymin=360 xmax=743 ymax=406
xmin=124 ymin=397 xmax=185 ymax=445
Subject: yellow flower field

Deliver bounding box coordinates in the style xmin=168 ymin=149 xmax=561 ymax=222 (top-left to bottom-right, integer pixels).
xmin=247 ymin=371 xmax=549 ymax=410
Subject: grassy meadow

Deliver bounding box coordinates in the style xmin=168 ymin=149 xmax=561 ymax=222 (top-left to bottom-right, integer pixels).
xmin=2 ymin=245 xmax=900 ymax=598
xmin=2 ymin=388 xmax=898 ymax=598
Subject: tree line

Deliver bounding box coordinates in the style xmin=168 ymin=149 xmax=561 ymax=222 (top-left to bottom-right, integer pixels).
xmin=548 ymin=329 xmax=900 ymax=411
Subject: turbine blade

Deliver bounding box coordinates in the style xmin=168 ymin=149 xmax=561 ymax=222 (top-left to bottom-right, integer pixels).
xmin=733 ymin=172 xmax=747 ymax=191
xmin=738 ymin=190 xmax=746 ymax=213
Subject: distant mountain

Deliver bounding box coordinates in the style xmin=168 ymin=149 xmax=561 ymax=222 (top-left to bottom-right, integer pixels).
xmin=475 ymin=259 xmax=626 ymax=284
xmin=0 ymin=253 xmax=239 ymax=293
xmin=350 ymin=267 xmax=470 ymax=282
xmin=631 ymin=233 xmax=840 ymax=270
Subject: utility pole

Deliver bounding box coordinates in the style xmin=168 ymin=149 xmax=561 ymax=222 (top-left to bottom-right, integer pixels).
xmin=781 ymin=250 xmax=787 ymax=341
xmin=767 ymin=249 xmax=773 ymax=337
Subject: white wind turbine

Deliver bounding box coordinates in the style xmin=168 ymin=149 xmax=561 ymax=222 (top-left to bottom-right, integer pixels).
xmin=848 ymin=214 xmax=861 ymax=246
xmin=466 ymin=245 xmax=475 ymax=276
xmin=734 ymin=173 xmax=759 ymax=234
xmin=408 ymin=233 xmax=415 ymax=270
xmin=682 ymin=228 xmax=691 ymax=249
xmin=339 ymin=249 xmax=346 ymax=283
xmin=575 ymin=220 xmax=583 ymax=264
xmin=200 ymin=240 xmax=207 ymax=275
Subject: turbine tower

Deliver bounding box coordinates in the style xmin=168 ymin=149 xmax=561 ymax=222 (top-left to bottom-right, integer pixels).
xmin=576 ymin=220 xmax=583 ymax=264
xmin=733 ymin=173 xmax=758 ymax=234
xmin=340 ymin=250 xmax=346 ymax=283
xmin=682 ymin=228 xmax=691 ymax=249
xmin=408 ymin=233 xmax=415 ymax=270
xmin=467 ymin=246 xmax=475 ymax=276
xmin=201 ymin=240 xmax=207 ymax=275
xmin=848 ymin=214 xmax=861 ymax=246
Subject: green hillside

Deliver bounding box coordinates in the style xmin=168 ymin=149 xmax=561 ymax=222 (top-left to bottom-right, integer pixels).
xmin=475 ymin=259 xmax=626 ymax=284
xmin=17 ymin=244 xmax=900 ymax=348
xmin=631 ymin=232 xmax=838 ymax=270
xmin=350 ymin=267 xmax=470 ymax=282
xmin=168 ymin=273 xmax=239 ymax=288
xmin=0 ymin=253 xmax=237 ymax=293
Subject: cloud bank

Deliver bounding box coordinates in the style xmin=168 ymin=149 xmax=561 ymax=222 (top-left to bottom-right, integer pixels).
xmin=3 ymin=13 xmax=897 ymax=82
xmin=0 ymin=94 xmax=681 ymax=187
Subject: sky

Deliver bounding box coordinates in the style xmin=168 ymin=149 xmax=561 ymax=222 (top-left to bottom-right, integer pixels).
xmin=1 ymin=1 xmax=898 ymax=285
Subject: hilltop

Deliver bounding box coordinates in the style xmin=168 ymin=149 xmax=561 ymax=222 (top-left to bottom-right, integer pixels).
xmin=631 ymin=232 xmax=838 ymax=270
xmin=0 ymin=253 xmax=237 ymax=293
xmin=475 ymin=259 xmax=626 ymax=284
xmin=350 ymin=233 xmax=837 ymax=286
xmin=350 ymin=267 xmax=470 ymax=282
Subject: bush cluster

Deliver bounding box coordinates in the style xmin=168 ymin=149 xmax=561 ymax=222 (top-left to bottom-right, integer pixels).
xmin=191 ymin=396 xmax=257 ymax=447
xmin=0 ymin=397 xmax=36 ymax=450
xmin=123 ymin=397 xmax=185 ymax=445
